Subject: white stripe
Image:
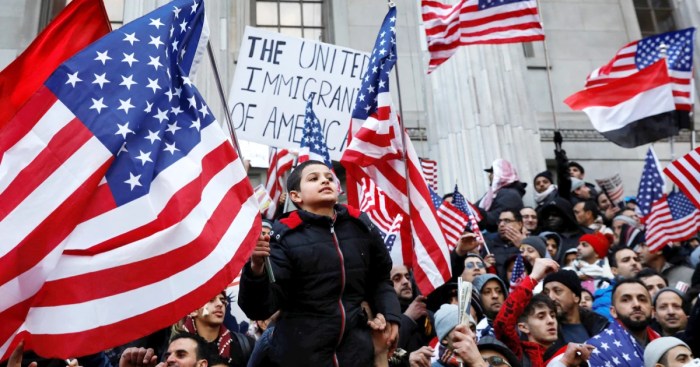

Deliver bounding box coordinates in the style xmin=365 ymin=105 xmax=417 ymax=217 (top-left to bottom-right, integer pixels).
xmin=62 ymin=123 xmax=227 ymax=251
xmin=0 ymin=136 xmax=111 ymax=256
xmin=581 ymin=83 xmax=675 ymax=133
xmin=49 ymin=159 xmax=247 ymax=280
xmin=0 ymin=101 xmax=74 ymax=193
xmin=0 ymin=245 xmax=64 ymax=314
xmin=24 ymin=194 xmax=259 ymax=334
xmin=459 ymin=13 xmax=541 ymax=34
xmin=666 ymin=152 xmax=700 ymax=200
xmin=461 ymin=28 xmax=543 ymax=44
xmin=0 ymin=327 xmax=21 ymax=360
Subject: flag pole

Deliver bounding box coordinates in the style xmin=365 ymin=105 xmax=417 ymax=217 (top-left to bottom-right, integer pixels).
xmin=534 ymin=0 xmax=559 ymax=132
xmin=206 ymin=41 xmax=243 ymax=158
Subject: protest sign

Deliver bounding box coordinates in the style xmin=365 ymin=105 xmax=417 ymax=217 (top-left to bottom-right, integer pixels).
xmin=228 ymin=27 xmax=370 ymax=160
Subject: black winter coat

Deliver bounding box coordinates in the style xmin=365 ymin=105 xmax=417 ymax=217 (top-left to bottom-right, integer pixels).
xmin=238 ymin=204 xmax=401 ymax=367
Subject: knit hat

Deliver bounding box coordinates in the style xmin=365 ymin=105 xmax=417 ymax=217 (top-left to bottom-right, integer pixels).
xmin=521 ymin=236 xmax=547 ymax=258
xmin=543 ymin=270 xmax=581 ymax=298
xmin=580 ymin=232 xmax=610 ymax=259
xmin=570 ymin=178 xmax=585 ymax=192
xmin=435 ymin=303 xmax=459 ymax=341
xmin=261 ymin=219 xmax=273 ymax=229
xmin=473 ymin=274 xmax=508 ymax=298
xmin=478 ymin=336 xmax=522 ymax=367
xmin=534 ymin=171 xmax=553 ymax=185
xmin=644 ymin=337 xmax=689 ymax=367
xmin=613 ymin=215 xmax=637 ymax=227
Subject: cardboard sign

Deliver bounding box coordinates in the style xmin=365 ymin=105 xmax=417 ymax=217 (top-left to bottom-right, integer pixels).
xmin=228 ymin=27 xmax=370 ymax=160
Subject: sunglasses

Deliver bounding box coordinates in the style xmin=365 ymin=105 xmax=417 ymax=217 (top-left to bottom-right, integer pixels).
xmin=465 ymin=262 xmax=486 ymax=269
xmin=484 ymin=356 xmax=511 ymax=367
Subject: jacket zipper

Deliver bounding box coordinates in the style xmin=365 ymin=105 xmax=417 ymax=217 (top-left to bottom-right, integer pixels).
xmin=330 ymin=222 xmax=345 ymax=367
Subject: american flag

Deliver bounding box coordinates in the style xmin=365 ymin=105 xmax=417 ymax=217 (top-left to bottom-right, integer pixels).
xmin=430 ymin=188 xmax=470 ymax=251
xmin=509 ymin=253 xmax=526 ymax=294
xmin=664 ymin=146 xmax=700 ymax=210
xmin=645 ymin=191 xmax=700 ymax=252
xmin=420 ymin=158 xmax=439 ymax=191
xmin=298 ymin=93 xmax=333 ymax=168
xmin=359 ymin=177 xmax=405 ymax=258
xmin=421 ymin=0 xmax=545 ymax=73
xmin=452 ymin=185 xmax=485 ymax=239
xmin=0 ymin=0 xmax=261 ymax=359
xmin=340 ymin=5 xmax=452 ymax=294
xmin=586 ymin=321 xmax=652 ymax=367
xmin=586 ymin=28 xmax=696 ymax=111
xmin=262 ymin=147 xmax=294 ymax=220
xmin=637 ymin=148 xmax=665 ymax=218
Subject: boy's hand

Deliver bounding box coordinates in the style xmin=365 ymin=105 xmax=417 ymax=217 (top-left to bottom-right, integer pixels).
xmin=530 ymin=258 xmax=559 ymax=281
xmin=250 ymin=234 xmax=271 ymax=276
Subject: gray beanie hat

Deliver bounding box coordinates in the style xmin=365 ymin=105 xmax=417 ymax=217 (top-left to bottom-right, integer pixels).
xmin=570 ymin=178 xmax=585 ymax=192
xmin=472 ymin=274 xmax=508 ymax=298
xmin=644 ymin=337 xmax=689 ymax=367
xmin=435 ymin=303 xmax=459 ymax=341
xmin=521 ymin=236 xmax=547 ymax=258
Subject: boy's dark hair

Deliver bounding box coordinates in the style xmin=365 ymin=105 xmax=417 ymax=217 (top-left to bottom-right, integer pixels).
xmin=500 ymin=209 xmax=522 ymax=223
xmin=568 ymin=161 xmax=585 ymax=175
xmin=442 ymin=193 xmax=454 ymax=201
xmin=611 ymin=278 xmax=649 ymax=306
xmin=170 ymin=332 xmax=211 ymax=361
xmin=580 ymin=200 xmax=600 ymax=219
xmin=607 ymin=245 xmax=634 ymax=268
xmin=286 ymin=160 xmax=327 ymax=193
xmin=517 ymin=293 xmax=556 ymax=323
xmin=635 ymin=268 xmax=666 ymax=285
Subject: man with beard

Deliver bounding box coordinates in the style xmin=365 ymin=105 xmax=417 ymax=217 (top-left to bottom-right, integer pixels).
xmin=652 ymin=288 xmax=689 ymax=338
xmin=593 ymin=246 xmax=642 ymax=321
xmin=482 ymin=210 xmax=525 ymax=280
xmin=119 ymin=333 xmax=210 ymax=367
xmin=585 ymin=279 xmax=660 ymax=367
xmin=390 ymin=265 xmax=435 ymax=355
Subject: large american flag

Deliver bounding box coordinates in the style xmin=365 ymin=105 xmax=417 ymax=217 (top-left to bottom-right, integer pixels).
xmin=586 ymin=28 xmax=696 ymax=111
xmin=664 ymin=146 xmax=700 ymax=210
xmin=262 ymin=147 xmax=294 ymax=220
xmin=0 ymin=0 xmax=260 ymax=359
xmin=430 ymin=188 xmax=470 ymax=251
xmin=341 ymin=5 xmax=452 ymax=294
xmin=420 ymin=158 xmax=439 ymax=191
xmin=586 ymin=321 xmax=654 ymax=367
xmin=421 ymin=0 xmax=545 ymax=73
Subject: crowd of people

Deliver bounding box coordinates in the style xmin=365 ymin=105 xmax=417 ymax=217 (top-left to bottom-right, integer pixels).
xmin=7 ymin=142 xmax=700 ymax=367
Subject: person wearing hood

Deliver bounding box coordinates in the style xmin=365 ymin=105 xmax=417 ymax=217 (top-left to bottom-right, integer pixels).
xmin=477 ymin=159 xmax=527 ymax=232
xmin=540 ymin=231 xmax=563 ymax=263
xmin=472 ymin=274 xmax=509 ymax=340
xmin=537 ymin=197 xmax=591 ymax=253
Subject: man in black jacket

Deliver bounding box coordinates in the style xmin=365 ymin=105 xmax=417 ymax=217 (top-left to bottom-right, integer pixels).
xmin=390 ymin=265 xmax=435 ymax=355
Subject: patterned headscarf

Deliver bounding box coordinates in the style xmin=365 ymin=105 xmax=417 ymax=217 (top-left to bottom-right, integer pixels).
xmin=480 ymin=159 xmax=520 ymax=211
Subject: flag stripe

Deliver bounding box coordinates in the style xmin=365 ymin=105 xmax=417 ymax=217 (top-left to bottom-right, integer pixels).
xmin=664 ymin=148 xmax=700 ymax=209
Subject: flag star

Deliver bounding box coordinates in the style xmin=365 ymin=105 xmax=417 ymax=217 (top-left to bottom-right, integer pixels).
xmin=149 ymin=35 xmax=164 ymax=49
xmin=94 ymin=50 xmax=112 ymax=65
xmin=90 ymin=98 xmax=107 ymax=114
xmin=145 ymin=101 xmax=153 ymax=113
xmin=378 ymin=80 xmax=386 ymax=89
xmin=166 ymin=121 xmax=181 ymax=134
xmin=165 ymin=89 xmax=174 ymax=101
xmin=199 ymin=105 xmax=209 ymax=118
xmin=148 ymin=56 xmax=163 ymax=70
xmin=145 ymin=130 xmax=161 ymax=144
xmin=182 ymin=76 xmax=193 ymax=86
xmin=358 ymin=93 xmax=365 ymax=101
xmin=612 ymin=357 xmax=620 ymax=365
xmin=154 ymin=108 xmax=169 ymax=123
xmin=149 ymin=18 xmax=164 ymax=29
xmin=613 ymin=340 xmax=622 ymax=347
xmin=190 ymin=118 xmax=201 ymax=131
xmin=122 ymin=52 xmax=139 ymax=67
xmin=367 ymin=85 xmax=375 ymax=94
xmin=135 ymin=150 xmax=153 ymax=165
xmin=622 ymin=353 xmax=630 ymax=361
xmin=390 ymin=16 xmax=396 ymax=22
xmin=169 ymin=25 xmax=175 ymax=38
xmin=120 ymin=74 xmax=137 ymax=90
xmin=117 ymin=142 xmax=128 ymax=155
xmin=163 ymin=141 xmax=179 ymax=155
xmin=65 ymin=71 xmax=82 ymax=87
xmin=171 ymin=105 xmax=183 ymax=116
xmin=146 ymin=78 xmax=161 ymax=93
xmin=378 ymin=48 xmax=386 ymax=55
xmin=173 ymin=6 xmax=182 ymax=18
xmin=187 ymin=96 xmax=197 ymax=109
xmin=171 ymin=39 xmax=179 ymax=52
xmin=115 ymin=122 xmax=134 ymax=139
xmin=600 ymin=342 xmax=609 ymax=350
xmin=124 ymin=172 xmax=142 ymax=190
xmin=123 ymin=32 xmax=140 ymax=45
xmin=173 ymin=87 xmax=182 ymax=97
xmin=92 ymin=73 xmax=110 ymax=89
xmin=179 ymin=20 xmax=188 ymax=33
xmin=191 ymin=1 xmax=199 ymax=13
xmin=118 ymin=98 xmax=135 ymax=114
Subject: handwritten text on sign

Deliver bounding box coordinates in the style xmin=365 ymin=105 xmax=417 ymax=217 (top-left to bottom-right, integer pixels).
xmin=228 ymin=27 xmax=370 ymax=160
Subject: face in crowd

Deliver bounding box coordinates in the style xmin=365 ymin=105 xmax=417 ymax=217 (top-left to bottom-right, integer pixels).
xmin=543 ymin=281 xmax=579 ymax=319
xmin=579 ymin=290 xmax=593 ymax=311
xmin=520 ymin=207 xmax=538 ymax=233
xmin=544 ymin=237 xmax=559 ymax=259
xmin=497 ymin=211 xmax=522 ymax=239
xmin=576 ymin=240 xmax=598 ymax=262
xmin=611 ymin=248 xmax=641 ymax=279
xmin=517 ymin=295 xmax=558 ymax=347
xmin=164 ymin=337 xmax=208 ymax=367
xmin=481 ymin=279 xmax=505 ymax=319
xmin=654 ymin=291 xmax=688 ymax=336
xmin=610 ymin=281 xmax=652 ymax=333
xmin=534 ymin=176 xmax=552 ymax=194
xmin=191 ymin=293 xmax=228 ymax=327
xmin=461 ymin=256 xmax=486 ymax=283
xmin=597 ymin=193 xmax=612 ymax=212
xmin=520 ymin=243 xmax=541 ymax=266
xmin=639 ymin=274 xmax=667 ymax=300
xmin=390 ymin=265 xmax=413 ymax=302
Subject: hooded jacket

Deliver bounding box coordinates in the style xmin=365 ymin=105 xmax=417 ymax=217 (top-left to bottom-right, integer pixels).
xmin=537 ymin=198 xmax=591 ymax=253
xmin=239 ymin=204 xmax=400 ymax=367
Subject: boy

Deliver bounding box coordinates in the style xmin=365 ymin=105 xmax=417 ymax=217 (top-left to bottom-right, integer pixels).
xmin=239 ymin=160 xmax=400 ymax=367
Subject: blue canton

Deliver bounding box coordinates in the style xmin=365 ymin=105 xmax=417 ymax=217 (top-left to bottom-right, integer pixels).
xmin=636 ymin=148 xmax=664 ymax=217
xmin=452 ymin=185 xmax=470 ymax=215
xmin=350 ymin=6 xmax=396 ymax=121
xmin=635 ymin=28 xmax=695 ymax=72
xmin=45 ymin=0 xmax=212 ymax=206
xmin=478 ymin=0 xmax=529 ymax=10
xmin=668 ymin=190 xmax=698 ymax=219
xmin=429 ymin=187 xmax=443 ymax=210
xmin=300 ymin=93 xmax=333 ymax=168
xmin=586 ymin=321 xmax=646 ymax=367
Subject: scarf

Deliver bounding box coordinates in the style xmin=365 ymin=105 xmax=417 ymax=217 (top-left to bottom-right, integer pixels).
xmin=182 ymin=316 xmax=233 ymax=360
xmin=534 ymin=184 xmax=557 ymax=205
xmin=480 ymin=159 xmax=520 ymax=211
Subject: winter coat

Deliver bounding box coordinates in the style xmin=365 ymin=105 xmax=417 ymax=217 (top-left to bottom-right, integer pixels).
xmin=481 ymin=232 xmax=520 ymax=281
xmin=478 ymin=181 xmax=527 ymax=232
xmin=238 ymin=204 xmax=401 ymax=367
xmin=544 ymin=308 xmax=609 ymax=361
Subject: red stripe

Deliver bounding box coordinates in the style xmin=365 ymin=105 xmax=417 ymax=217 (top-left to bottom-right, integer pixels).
xmin=0 ymin=87 xmax=57 ymax=157
xmin=421 ymin=0 xmax=463 ymax=21
xmin=26 ymin=221 xmax=260 ymax=359
xmin=461 ymin=7 xmax=540 ymax=28
xmin=671 ymin=77 xmax=691 ymax=85
xmin=0 ymin=159 xmax=111 ymax=288
xmin=667 ymin=159 xmax=700 ymax=207
xmin=78 ymin=183 xmax=117 ymax=223
xmin=673 ymin=91 xmax=691 ymax=98
xmin=63 ymin=142 xmax=236 ymax=255
xmin=0 ymin=298 xmax=33 ymax=351
xmin=461 ymin=22 xmax=543 ymax=39
xmin=34 ymin=176 xmax=252 ymax=306
xmin=0 ymin=118 xmax=92 ymax=221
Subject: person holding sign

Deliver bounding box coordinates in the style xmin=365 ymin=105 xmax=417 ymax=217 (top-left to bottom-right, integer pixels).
xmin=238 ymin=160 xmax=400 ymax=367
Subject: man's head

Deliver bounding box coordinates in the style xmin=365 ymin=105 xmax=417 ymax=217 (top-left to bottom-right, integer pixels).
xmin=286 ymin=160 xmax=337 ymax=211
xmin=597 ymin=192 xmax=612 ymax=211
xmin=473 ymin=274 xmax=507 ymax=319
xmin=190 ymin=292 xmax=228 ymax=328
xmin=653 ymin=288 xmax=689 ymax=336
xmin=573 ymin=200 xmax=598 ymax=227
xmin=610 ymin=279 xmax=653 ymax=333
xmin=568 ymin=162 xmax=585 ymax=179
xmin=612 ymin=216 xmax=638 ymax=242
xmin=461 ymin=254 xmax=486 ymax=282
xmin=520 ymin=236 xmax=546 ymax=266
xmin=435 ymin=303 xmax=459 ymax=344
xmin=390 ymin=265 xmax=413 ymax=302
xmin=636 ymin=243 xmax=664 ymax=266
xmin=498 ymin=210 xmax=523 ymax=239
xmin=571 ymin=178 xmax=591 ymax=200
xmin=543 ymin=270 xmax=582 ymax=320
xmin=609 ymin=246 xmax=642 ymax=279
xmin=637 ymin=268 xmax=668 ymax=300
xmin=644 ymin=337 xmax=694 ymax=367
xmin=517 ymin=293 xmax=558 ymax=347
xmin=478 ymin=336 xmax=522 ymax=367
xmin=521 ymin=207 xmax=538 ymax=232
xmin=533 ymin=171 xmax=553 ymax=194
xmin=261 ymin=219 xmax=273 ymax=237
xmin=577 ymin=233 xmax=609 ymax=263
xmin=165 ymin=333 xmax=210 ymax=367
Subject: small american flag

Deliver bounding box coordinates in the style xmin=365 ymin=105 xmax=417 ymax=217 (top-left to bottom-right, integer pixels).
xmin=645 ymin=191 xmax=700 ymax=252
xmin=421 ymin=0 xmax=545 ymax=73
xmin=430 ymin=188 xmax=469 ymax=251
xmin=298 ymin=93 xmax=333 ymax=168
xmin=664 ymin=146 xmax=700 ymax=210
xmin=420 ymin=158 xmax=439 ymax=191
xmin=509 ymin=253 xmax=526 ymax=294
xmin=452 ymin=185 xmax=485 ymax=243
xmin=586 ymin=28 xmax=695 ymax=111
xmin=263 ymin=147 xmax=294 ymax=219
xmin=636 ymin=147 xmax=665 ymax=218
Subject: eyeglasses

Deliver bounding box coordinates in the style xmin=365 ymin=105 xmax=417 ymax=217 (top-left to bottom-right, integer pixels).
xmin=465 ymin=262 xmax=486 ymax=269
xmin=498 ymin=218 xmax=516 ymax=224
xmin=484 ymin=356 xmax=511 ymax=367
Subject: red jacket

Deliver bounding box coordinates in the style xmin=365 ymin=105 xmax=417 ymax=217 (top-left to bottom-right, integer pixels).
xmin=494 ymin=276 xmax=549 ymax=367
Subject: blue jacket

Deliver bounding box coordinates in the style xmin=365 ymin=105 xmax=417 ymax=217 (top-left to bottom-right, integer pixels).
xmin=593 ymin=279 xmax=615 ymax=322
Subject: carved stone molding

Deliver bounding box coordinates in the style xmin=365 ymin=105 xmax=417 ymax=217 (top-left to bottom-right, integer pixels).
xmin=539 ymin=128 xmax=698 ymax=143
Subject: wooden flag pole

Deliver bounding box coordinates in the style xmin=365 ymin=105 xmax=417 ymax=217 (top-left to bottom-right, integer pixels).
xmin=206 ymin=41 xmax=243 ymax=158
